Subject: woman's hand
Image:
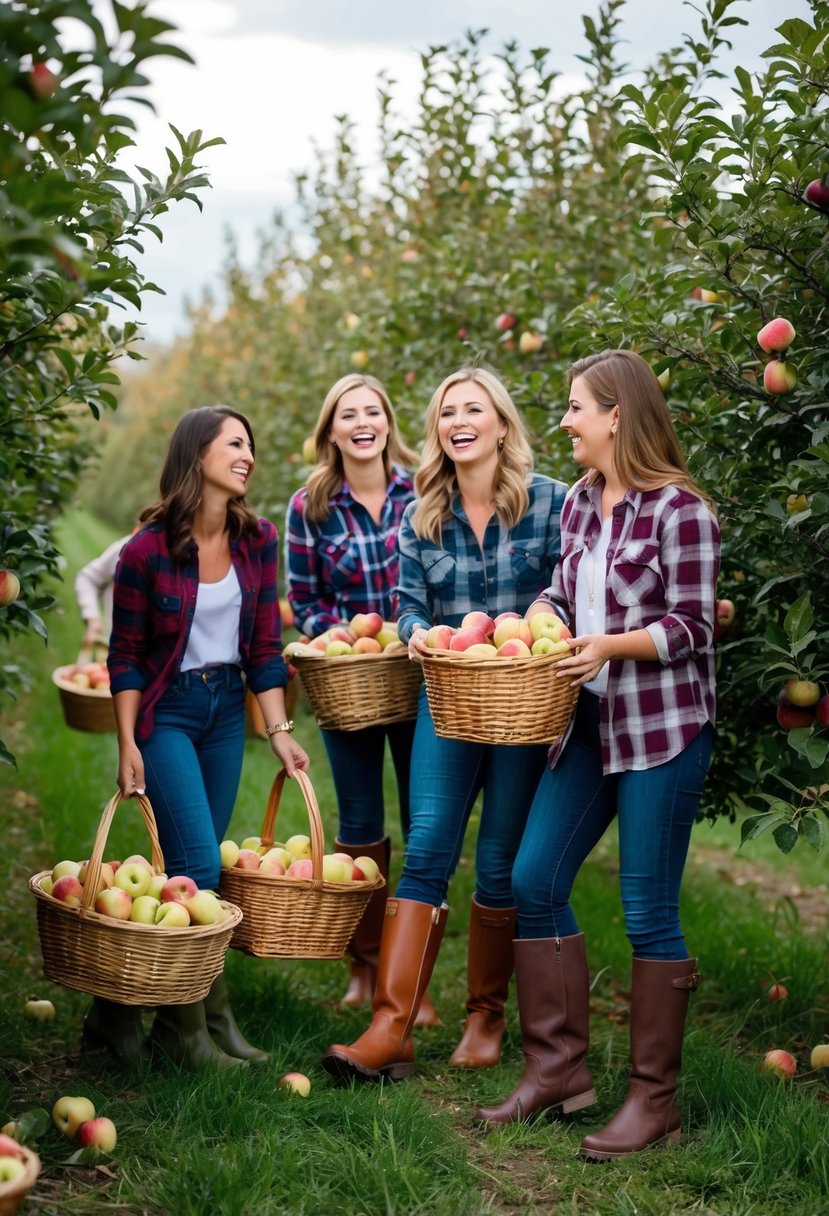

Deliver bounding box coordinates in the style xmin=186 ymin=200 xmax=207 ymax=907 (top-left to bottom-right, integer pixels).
xmin=408 ymin=627 xmax=429 ymax=661
xmin=116 ymin=741 xmax=145 ymax=797
xmin=554 ymin=634 xmax=612 ymax=687
xmin=270 ymin=732 xmax=310 ymax=776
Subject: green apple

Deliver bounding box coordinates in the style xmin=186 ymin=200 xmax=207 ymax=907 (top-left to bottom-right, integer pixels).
xmin=52 ymin=1094 xmax=96 ymax=1137
xmin=0 ymin=1156 xmax=25 ymax=1183
xmin=51 ymin=859 xmax=81 ymax=881
xmin=219 ymin=839 xmax=240 ymax=868
xmin=129 ymin=895 xmax=161 ymax=924
xmin=113 ymin=862 xmax=152 ymax=898
xmin=154 ymin=901 xmax=190 ymax=927
xmin=279 ymin=1071 xmax=311 ymax=1096
xmin=24 ymin=997 xmax=56 ymax=1020
xmin=183 ymin=891 xmax=225 ymax=925
xmin=285 ymin=834 xmax=312 ymax=860
xmin=240 ymin=836 xmax=262 ymax=852
xmin=531 ymin=636 xmax=570 ymax=656
xmin=784 ymin=678 xmax=821 ymax=707
xmin=147 ymin=873 xmax=168 ymax=899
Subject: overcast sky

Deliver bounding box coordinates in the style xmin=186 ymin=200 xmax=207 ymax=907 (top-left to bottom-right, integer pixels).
xmin=105 ymin=0 xmax=809 ymax=343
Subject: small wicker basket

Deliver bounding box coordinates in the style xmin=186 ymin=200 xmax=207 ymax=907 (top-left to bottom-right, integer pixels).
xmin=292 ymin=650 xmax=422 ymax=731
xmin=29 ymin=791 xmax=242 ymax=1006
xmin=51 ymin=646 xmax=115 ymax=733
xmin=0 ymin=1146 xmax=40 ymax=1216
xmin=219 ymin=769 xmax=384 ymax=959
xmin=420 ymin=648 xmax=579 ymax=745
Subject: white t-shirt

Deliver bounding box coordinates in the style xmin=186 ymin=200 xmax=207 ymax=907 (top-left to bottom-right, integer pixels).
xmin=181 ymin=566 xmax=242 ymax=671
xmin=575 ymin=515 xmax=612 ymax=697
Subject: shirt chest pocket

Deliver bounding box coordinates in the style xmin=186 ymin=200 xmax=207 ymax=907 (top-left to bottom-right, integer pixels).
xmin=151 ymin=590 xmax=182 ymax=634
xmin=610 ymin=543 xmax=664 ymax=607
xmin=509 ymin=541 xmax=546 ymax=587
xmin=423 ymin=548 xmax=456 ymax=592
xmin=322 ymin=536 xmax=362 ymax=589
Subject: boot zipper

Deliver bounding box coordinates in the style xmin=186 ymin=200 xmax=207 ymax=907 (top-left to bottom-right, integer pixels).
xmin=554 ymin=936 xmax=562 ymax=962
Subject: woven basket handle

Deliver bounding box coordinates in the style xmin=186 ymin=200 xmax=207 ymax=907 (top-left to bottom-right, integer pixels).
xmin=80 ymin=791 xmax=165 ymax=914
xmin=260 ymin=768 xmax=325 ymax=882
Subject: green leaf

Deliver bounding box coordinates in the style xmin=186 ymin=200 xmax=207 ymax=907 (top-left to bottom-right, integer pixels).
xmin=772 ymin=822 xmax=799 ymax=854
xmin=784 ymin=593 xmax=813 ymax=644
xmin=800 ymin=814 xmax=825 ymax=852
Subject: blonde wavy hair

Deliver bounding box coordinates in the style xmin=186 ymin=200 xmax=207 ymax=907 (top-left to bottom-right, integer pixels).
xmin=567 ymin=350 xmax=713 ymax=508
xmin=304 ymin=374 xmax=417 ymax=523
xmin=411 ymin=367 xmax=535 ymax=544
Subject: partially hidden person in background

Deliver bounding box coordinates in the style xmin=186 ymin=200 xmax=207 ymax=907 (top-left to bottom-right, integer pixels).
xmin=102 ymin=404 xmax=309 ymax=1070
xmin=476 ymin=350 xmax=720 ymax=1163
xmin=323 ymin=365 xmax=568 ymax=1082
xmin=74 ymin=532 xmax=134 ymax=647
xmin=285 ymin=374 xmax=442 ymax=1020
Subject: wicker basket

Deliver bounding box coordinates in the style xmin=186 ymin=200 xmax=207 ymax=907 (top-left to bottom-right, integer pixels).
xmin=51 ymin=646 xmax=115 ymax=733
xmin=29 ymin=791 xmax=242 ymax=1006
xmin=0 ymin=1146 xmax=40 ymax=1216
xmin=292 ymin=650 xmax=422 ymax=731
xmin=421 ymin=648 xmax=579 ymax=745
xmin=219 ymin=769 xmax=384 ymax=959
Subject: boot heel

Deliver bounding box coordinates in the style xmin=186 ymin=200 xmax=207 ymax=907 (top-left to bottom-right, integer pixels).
xmin=383 ymin=1061 xmax=417 ymax=1081
xmin=561 ymin=1087 xmax=597 ymax=1114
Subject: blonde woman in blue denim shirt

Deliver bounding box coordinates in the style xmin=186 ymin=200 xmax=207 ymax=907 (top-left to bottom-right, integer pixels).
xmin=324 ymin=367 xmax=567 ymax=1083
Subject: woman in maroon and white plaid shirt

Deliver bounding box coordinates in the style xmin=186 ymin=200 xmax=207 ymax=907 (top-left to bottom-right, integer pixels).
xmin=477 ymin=350 xmax=720 ymax=1163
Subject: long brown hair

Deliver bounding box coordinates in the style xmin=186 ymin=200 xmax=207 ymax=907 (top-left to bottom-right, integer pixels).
xmin=304 ymin=374 xmax=417 ymax=523
xmin=140 ymin=405 xmax=261 ymax=560
xmin=567 ymin=350 xmax=712 ymax=506
xmin=411 ymin=367 xmax=535 ymax=544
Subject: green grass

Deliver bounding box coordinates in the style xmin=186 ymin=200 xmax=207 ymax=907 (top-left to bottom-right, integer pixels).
xmin=1 ymin=509 xmax=827 ymax=1215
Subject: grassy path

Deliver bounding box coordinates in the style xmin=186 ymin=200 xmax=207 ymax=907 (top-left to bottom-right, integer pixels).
xmin=0 ymin=512 xmax=826 ymax=1215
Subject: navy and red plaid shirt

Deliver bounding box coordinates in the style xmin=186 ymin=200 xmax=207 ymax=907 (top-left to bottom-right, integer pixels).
xmin=108 ymin=519 xmax=287 ymax=743
xmin=538 ymin=476 xmax=720 ymax=773
xmin=285 ymin=465 xmax=414 ymax=637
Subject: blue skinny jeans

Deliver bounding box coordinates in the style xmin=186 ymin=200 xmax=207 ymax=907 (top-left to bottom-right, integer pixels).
xmin=513 ymin=691 xmax=713 ymax=959
xmin=140 ymin=664 xmax=246 ymax=890
xmin=396 ymin=686 xmax=548 ymax=909
xmin=320 ymin=720 xmax=415 ymax=846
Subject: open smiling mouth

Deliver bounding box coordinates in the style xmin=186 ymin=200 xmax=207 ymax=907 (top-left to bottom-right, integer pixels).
xmin=351 ymin=433 xmax=376 ymax=447
xmin=450 ymin=432 xmax=477 ymax=450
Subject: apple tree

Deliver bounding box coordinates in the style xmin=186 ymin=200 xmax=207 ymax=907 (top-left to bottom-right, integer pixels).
xmin=0 ymin=0 xmax=220 ymax=765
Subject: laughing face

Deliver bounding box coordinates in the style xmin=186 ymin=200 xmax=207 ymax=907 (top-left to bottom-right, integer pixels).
xmin=436 ymin=380 xmax=507 ymax=467
xmin=200 ymin=415 xmax=254 ymax=497
xmin=561 ymin=374 xmax=618 ymax=472
xmin=329 ymin=385 xmax=389 ymax=463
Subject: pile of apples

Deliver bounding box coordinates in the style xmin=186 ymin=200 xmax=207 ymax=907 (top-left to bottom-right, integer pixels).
xmin=220 ymin=834 xmax=381 ymax=884
xmin=61 ymin=659 xmax=110 ymax=690
xmin=41 ymin=854 xmax=226 ymax=927
xmin=0 ymin=1133 xmax=28 ymax=1188
xmin=424 ymin=610 xmax=572 ymax=658
xmin=284 ymin=612 xmax=405 ymax=658
xmin=775 ymin=677 xmax=828 ymax=731
xmin=51 ymin=1096 xmax=117 ymax=1154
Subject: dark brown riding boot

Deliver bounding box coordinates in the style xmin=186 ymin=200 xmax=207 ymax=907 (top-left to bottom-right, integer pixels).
xmin=449 ymin=898 xmax=515 ymax=1068
xmin=475 ymin=934 xmax=596 ymax=1124
xmin=338 ymin=837 xmax=390 ymax=1009
xmin=322 ymin=898 xmax=448 ymax=1082
xmin=579 ymin=956 xmax=701 ymax=1161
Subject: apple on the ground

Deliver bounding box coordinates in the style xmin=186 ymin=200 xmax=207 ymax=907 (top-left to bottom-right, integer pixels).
xmin=77 ymin=1116 xmax=117 ymax=1153
xmin=810 ymin=1043 xmax=829 ymax=1068
xmin=52 ymin=1095 xmax=96 ymax=1137
xmin=762 ymin=1048 xmax=797 ymax=1076
xmin=279 ymin=1071 xmax=311 ymax=1096
xmin=715 ymin=599 xmax=736 ymax=628
xmin=24 ymin=997 xmax=56 ymax=1020
xmin=767 ymin=982 xmax=788 ymax=1002
xmin=154 ymin=901 xmax=190 ymax=927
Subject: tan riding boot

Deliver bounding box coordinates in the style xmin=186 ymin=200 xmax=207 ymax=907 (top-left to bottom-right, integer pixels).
xmin=449 ymin=899 xmax=515 ymax=1068
xmin=338 ymin=837 xmax=390 ymax=1008
xmin=475 ymin=934 xmax=597 ymax=1124
xmin=322 ymin=898 xmax=447 ymax=1082
xmin=579 ymin=956 xmax=701 ymax=1161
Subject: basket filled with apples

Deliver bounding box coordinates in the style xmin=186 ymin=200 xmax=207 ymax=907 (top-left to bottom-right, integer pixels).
xmin=287 ymin=612 xmax=422 ymax=731
xmin=0 ymin=1136 xmax=40 ymax=1216
xmin=419 ymin=610 xmax=580 ymax=745
xmin=219 ymin=768 xmax=385 ymax=959
xmin=51 ymin=646 xmax=116 ymax=733
xmin=28 ymin=791 xmax=242 ymax=1006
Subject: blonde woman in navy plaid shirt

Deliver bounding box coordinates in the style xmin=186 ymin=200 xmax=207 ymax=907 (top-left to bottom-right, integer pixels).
xmin=477 ymin=350 xmax=720 ymax=1164
xmin=286 ymin=374 xmax=445 ymax=1020
xmin=324 ymin=367 xmax=567 ymax=1084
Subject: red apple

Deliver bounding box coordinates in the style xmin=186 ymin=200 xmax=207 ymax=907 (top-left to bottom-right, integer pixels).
xmin=784 ymin=678 xmax=820 ymax=707
xmin=51 ymin=875 xmax=84 ymax=906
xmin=518 ymin=330 xmax=543 ymax=354
xmin=767 ymin=982 xmax=788 ymax=1002
xmin=492 ymin=617 xmax=532 ymax=649
xmin=762 ymin=1048 xmax=797 ymax=1077
xmin=352 ymin=637 xmax=382 ymax=654
xmin=286 ymin=858 xmax=313 ymax=879
xmin=30 ymin=62 xmax=59 ymax=99
xmin=776 ymin=693 xmax=815 ymax=730
xmin=95 ymin=887 xmax=133 ymax=920
xmin=763 ymin=360 xmax=797 ymax=394
xmin=352 ymin=855 xmax=380 ymax=882
xmin=448 ymin=627 xmax=488 ymax=652
xmin=77 ymin=1116 xmax=117 ymax=1153
xmin=160 ymin=875 xmax=198 ymax=904
xmin=496 ymin=638 xmax=532 ymax=657
xmin=804 ymin=178 xmax=829 ymax=209
xmin=425 ymin=624 xmax=455 ymax=649
xmin=757 ymin=318 xmax=796 ymax=353
xmin=692 ymin=286 xmax=720 ymax=302
xmin=816 ymin=695 xmax=829 ymax=729
xmin=404 ymin=370 xmax=417 ymax=386
xmin=494 ymin=312 xmax=517 ymax=332
xmin=0 ymin=1134 xmax=22 ymax=1157
xmin=0 ymin=570 xmax=21 ymax=608
xmin=350 ymin=612 xmax=383 ymax=638
xmin=235 ymin=849 xmax=261 ymax=871
xmin=716 ymin=599 xmax=736 ymax=628
xmin=460 ymin=643 xmax=499 ymax=658
xmin=461 ymin=611 xmax=495 ymax=638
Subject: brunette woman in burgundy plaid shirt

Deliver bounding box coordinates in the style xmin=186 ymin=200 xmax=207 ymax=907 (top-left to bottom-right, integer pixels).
xmin=477 ymin=351 xmax=720 ymax=1163
xmin=285 ymin=375 xmax=442 ymax=1019
xmin=104 ymin=406 xmax=308 ymax=1071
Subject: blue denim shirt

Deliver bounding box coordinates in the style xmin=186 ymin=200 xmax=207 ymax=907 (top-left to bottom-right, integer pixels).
xmin=396 ymin=473 xmax=568 ymax=642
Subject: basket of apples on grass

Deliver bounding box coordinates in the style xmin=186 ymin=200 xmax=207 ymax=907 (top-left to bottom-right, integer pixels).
xmin=51 ymin=645 xmax=115 ymax=733
xmin=286 ymin=612 xmax=422 ymax=731
xmin=419 ymin=610 xmax=580 ymax=745
xmin=219 ymin=768 xmax=385 ymax=959
xmin=28 ymin=791 xmax=242 ymax=1005
xmin=0 ymin=1135 xmax=40 ymax=1216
